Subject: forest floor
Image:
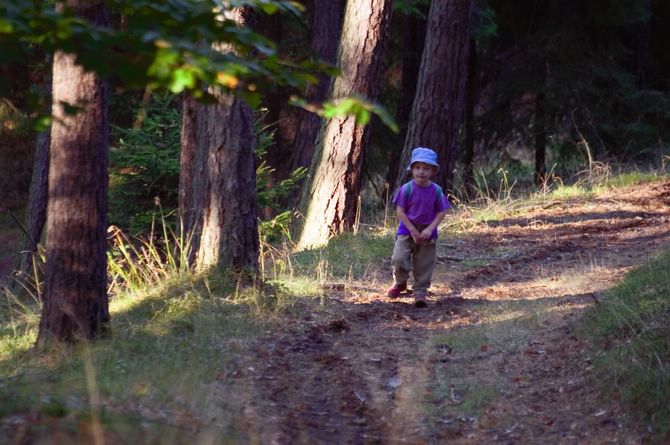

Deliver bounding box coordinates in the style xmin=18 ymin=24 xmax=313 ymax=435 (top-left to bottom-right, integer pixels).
xmin=214 ymin=180 xmax=670 ymax=444
xmin=2 ymin=180 xmax=670 ymax=444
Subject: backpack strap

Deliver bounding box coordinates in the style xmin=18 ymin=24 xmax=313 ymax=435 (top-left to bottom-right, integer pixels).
xmin=403 ymin=181 xmax=413 ymax=199
xmin=433 ymin=184 xmax=444 ymax=205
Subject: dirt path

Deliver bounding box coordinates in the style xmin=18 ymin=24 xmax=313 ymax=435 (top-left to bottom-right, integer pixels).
xmin=216 ymin=181 xmax=670 ymax=444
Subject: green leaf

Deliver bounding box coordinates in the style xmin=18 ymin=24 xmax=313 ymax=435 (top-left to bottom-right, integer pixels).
xmin=169 ymin=68 xmax=196 ymax=93
xmin=319 ymin=96 xmax=399 ymax=132
xmin=33 ymin=115 xmax=52 ymax=132
xmin=354 ymin=107 xmax=371 ymax=126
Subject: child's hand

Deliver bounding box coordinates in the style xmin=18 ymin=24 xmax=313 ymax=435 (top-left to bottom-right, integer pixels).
xmin=419 ymin=227 xmax=433 ymax=241
xmin=410 ymin=228 xmax=422 ymax=243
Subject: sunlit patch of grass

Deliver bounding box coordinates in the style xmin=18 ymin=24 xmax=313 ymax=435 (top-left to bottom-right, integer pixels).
xmin=581 ymin=248 xmax=670 ymax=441
xmin=267 ymin=276 xmax=321 ymax=298
xmin=545 ymin=184 xmax=594 ymax=200
xmin=433 ymin=297 xmax=560 ymax=358
xmin=0 ymin=222 xmax=326 ymax=441
xmin=291 ymin=230 xmax=393 ymax=278
xmin=0 ymin=270 xmax=266 ymax=441
xmin=599 ymin=171 xmax=666 ymax=188
xmin=0 ymin=281 xmax=41 ymax=371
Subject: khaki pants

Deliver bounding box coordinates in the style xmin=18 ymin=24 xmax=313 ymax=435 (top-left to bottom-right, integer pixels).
xmin=391 ymin=235 xmax=436 ymax=294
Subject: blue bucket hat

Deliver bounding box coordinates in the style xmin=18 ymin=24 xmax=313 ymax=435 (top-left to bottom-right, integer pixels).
xmin=407 ymin=147 xmax=439 ymax=171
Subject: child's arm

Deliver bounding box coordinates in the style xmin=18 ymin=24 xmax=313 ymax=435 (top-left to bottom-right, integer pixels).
xmin=396 ymin=206 xmax=421 ymax=241
xmin=418 ymin=209 xmax=449 ymax=241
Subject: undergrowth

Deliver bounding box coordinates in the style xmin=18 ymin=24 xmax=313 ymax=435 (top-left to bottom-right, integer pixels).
xmin=581 ymin=248 xmax=670 ymax=441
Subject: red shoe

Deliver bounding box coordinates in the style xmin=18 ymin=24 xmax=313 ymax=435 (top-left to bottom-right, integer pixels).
xmin=386 ymin=282 xmax=407 ymax=298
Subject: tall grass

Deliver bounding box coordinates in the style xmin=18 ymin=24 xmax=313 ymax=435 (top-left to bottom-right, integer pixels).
xmin=580 ymin=249 xmax=670 ymax=440
xmin=107 ymin=211 xmax=192 ymax=294
xmin=0 ymin=216 xmax=299 ymax=442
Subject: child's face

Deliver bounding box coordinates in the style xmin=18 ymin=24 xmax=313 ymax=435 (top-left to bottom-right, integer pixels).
xmin=411 ymin=162 xmax=437 ymax=185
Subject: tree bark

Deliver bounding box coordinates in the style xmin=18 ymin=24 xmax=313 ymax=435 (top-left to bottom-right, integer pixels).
xmin=297 ymin=0 xmax=393 ymax=250
xmin=462 ymin=38 xmax=477 ymax=198
xmin=385 ymin=11 xmax=427 ymax=190
xmin=288 ymin=0 xmax=346 ymax=175
xmin=14 ymin=127 xmax=50 ymax=289
xmin=395 ymin=0 xmax=474 ymax=195
xmin=178 ymin=94 xmax=206 ymax=263
xmin=195 ymin=92 xmax=258 ymax=272
xmin=186 ymin=7 xmax=259 ymax=274
xmin=37 ymin=0 xmax=110 ymax=346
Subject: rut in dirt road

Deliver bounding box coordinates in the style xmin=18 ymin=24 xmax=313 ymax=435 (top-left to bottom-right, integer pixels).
xmin=220 ymin=181 xmax=670 ymax=444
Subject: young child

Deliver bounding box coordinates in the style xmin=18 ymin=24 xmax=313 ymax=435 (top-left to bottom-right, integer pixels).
xmin=386 ymin=147 xmax=451 ymax=307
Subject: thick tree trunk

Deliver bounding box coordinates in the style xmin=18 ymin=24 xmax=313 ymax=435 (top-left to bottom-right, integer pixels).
xmin=288 ymin=0 xmax=346 ymax=175
xmin=195 ymin=93 xmax=258 ymax=272
xmin=297 ymin=0 xmax=392 ymax=250
xmin=37 ymin=1 xmax=110 ymax=346
xmin=395 ymin=0 xmax=474 ymax=194
xmin=187 ymin=7 xmax=259 ymax=274
xmin=385 ymin=11 xmax=427 ymax=190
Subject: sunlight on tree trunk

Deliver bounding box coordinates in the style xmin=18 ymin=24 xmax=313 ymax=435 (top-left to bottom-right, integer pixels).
xmin=296 ymin=0 xmax=392 ymax=250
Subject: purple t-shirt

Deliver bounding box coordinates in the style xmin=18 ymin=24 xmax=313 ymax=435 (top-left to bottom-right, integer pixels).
xmin=394 ymin=180 xmax=451 ymax=239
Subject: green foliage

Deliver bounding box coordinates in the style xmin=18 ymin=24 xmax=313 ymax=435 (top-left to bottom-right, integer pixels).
xmin=476 ymin=0 xmax=670 ymax=180
xmin=581 ymin=249 xmax=670 ymax=440
xmin=109 ymin=93 xmax=181 ymax=234
xmin=393 ymin=0 xmax=430 ymax=18
xmin=472 ymin=2 xmax=498 ymax=40
xmin=0 ymin=99 xmax=35 ymax=210
xmin=290 ymin=94 xmax=399 ymax=133
xmin=0 ymin=0 xmax=325 ymax=104
xmin=254 ymin=118 xmax=307 ymax=243
xmin=108 ymin=95 xmax=309 ymax=240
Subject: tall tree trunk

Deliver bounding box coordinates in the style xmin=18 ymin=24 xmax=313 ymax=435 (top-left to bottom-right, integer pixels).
xmin=14 ymin=72 xmax=51 ymax=291
xmin=188 ymin=7 xmax=259 ymax=274
xmin=385 ymin=11 xmax=427 ymax=190
xmin=37 ymin=1 xmax=110 ymax=346
xmin=288 ymin=0 xmax=346 ymax=175
xmin=195 ymin=92 xmax=258 ymax=272
xmin=178 ymin=94 xmax=205 ymax=263
xmin=297 ymin=0 xmax=393 ymax=250
xmin=462 ymin=38 xmax=477 ymax=198
xmin=395 ymin=0 xmax=473 ymax=194
xmin=534 ymin=91 xmax=546 ymax=186
xmin=14 ymin=127 xmax=50 ymax=289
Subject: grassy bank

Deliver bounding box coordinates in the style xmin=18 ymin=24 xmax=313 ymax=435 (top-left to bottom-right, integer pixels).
xmin=580 ymin=248 xmax=670 ymax=440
